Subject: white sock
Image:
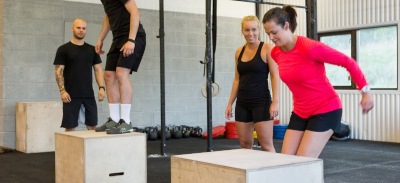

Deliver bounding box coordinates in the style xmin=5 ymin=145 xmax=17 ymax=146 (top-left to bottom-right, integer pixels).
xmin=109 ymin=103 xmax=120 ymax=122
xmin=120 ymin=104 xmax=131 ymax=124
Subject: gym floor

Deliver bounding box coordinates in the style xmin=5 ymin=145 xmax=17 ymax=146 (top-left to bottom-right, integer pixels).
xmin=1 ymin=137 xmax=399 ymax=183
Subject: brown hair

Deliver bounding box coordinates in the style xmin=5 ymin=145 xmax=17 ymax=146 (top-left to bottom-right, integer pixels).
xmin=262 ymin=5 xmax=297 ymax=33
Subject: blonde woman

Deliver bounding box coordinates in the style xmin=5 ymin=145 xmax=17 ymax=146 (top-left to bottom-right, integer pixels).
xmin=225 ymin=16 xmax=280 ymax=152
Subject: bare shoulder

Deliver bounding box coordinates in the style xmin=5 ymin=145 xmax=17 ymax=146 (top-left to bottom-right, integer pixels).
xmin=234 ymin=46 xmax=243 ymax=60
xmin=261 ymin=43 xmax=274 ymax=58
xmin=262 ymin=42 xmax=274 ymax=52
xmin=235 ymin=46 xmax=243 ymax=54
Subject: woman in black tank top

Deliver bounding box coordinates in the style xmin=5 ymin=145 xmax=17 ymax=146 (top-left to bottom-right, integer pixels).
xmin=225 ymin=16 xmax=280 ymax=152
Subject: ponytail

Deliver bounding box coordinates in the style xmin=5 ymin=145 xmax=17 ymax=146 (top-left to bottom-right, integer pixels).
xmin=282 ymin=5 xmax=297 ymax=32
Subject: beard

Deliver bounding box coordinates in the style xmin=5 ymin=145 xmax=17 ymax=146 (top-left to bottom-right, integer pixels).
xmin=73 ymin=32 xmax=85 ymax=40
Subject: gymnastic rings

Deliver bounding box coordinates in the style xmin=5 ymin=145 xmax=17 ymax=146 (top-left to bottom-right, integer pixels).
xmin=201 ymin=82 xmax=220 ymax=98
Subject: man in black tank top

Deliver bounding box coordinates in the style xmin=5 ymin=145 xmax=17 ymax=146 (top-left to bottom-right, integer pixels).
xmin=225 ymin=16 xmax=280 ymax=152
xmin=95 ymin=0 xmax=146 ymax=134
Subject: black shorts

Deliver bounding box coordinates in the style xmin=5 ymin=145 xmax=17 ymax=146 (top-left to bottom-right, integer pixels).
xmin=235 ymin=102 xmax=271 ymax=123
xmin=61 ymin=98 xmax=98 ymax=128
xmin=287 ymin=109 xmax=342 ymax=133
xmin=105 ymin=34 xmax=146 ymax=74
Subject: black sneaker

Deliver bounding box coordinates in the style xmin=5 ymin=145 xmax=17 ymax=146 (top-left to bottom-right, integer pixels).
xmin=95 ymin=117 xmax=118 ymax=132
xmin=106 ymin=119 xmax=133 ymax=134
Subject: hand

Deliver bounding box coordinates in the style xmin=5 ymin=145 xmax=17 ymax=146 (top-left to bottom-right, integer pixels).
xmin=120 ymin=41 xmax=135 ymax=57
xmin=269 ymin=101 xmax=279 ymax=119
xmin=360 ymin=92 xmax=374 ymax=114
xmin=225 ymin=105 xmax=233 ymax=120
xmin=60 ymin=92 xmax=71 ymax=103
xmin=98 ymin=89 xmax=105 ymax=102
xmin=95 ymin=39 xmax=105 ymax=54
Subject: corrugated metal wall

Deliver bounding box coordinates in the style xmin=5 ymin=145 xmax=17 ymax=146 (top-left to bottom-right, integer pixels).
xmin=340 ymin=93 xmax=400 ymax=141
xmin=319 ymin=0 xmax=400 ymax=31
xmin=260 ymin=0 xmax=400 ymax=143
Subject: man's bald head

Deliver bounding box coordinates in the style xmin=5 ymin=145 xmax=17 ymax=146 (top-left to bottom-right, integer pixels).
xmin=72 ymin=18 xmax=87 ymax=40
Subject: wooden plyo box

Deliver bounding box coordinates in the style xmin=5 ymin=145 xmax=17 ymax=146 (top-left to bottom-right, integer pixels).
xmin=16 ymin=101 xmax=64 ymax=153
xmin=171 ymin=149 xmax=323 ymax=183
xmin=55 ymin=131 xmax=147 ymax=183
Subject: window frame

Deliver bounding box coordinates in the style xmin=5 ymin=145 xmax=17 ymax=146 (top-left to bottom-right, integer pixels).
xmin=318 ymin=25 xmax=398 ymax=91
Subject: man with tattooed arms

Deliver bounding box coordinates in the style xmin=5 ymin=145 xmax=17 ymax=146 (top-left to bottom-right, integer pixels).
xmin=54 ymin=18 xmax=105 ymax=131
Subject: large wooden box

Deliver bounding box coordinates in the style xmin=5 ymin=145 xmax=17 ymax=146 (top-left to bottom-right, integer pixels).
xmin=171 ymin=149 xmax=323 ymax=183
xmin=55 ymin=131 xmax=147 ymax=183
xmin=16 ymin=101 xmax=64 ymax=153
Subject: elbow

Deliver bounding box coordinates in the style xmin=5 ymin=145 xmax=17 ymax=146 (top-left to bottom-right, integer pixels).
xmin=131 ymin=11 xmax=140 ymax=20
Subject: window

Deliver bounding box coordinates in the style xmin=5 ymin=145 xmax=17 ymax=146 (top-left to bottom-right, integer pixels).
xmin=319 ymin=25 xmax=398 ymax=90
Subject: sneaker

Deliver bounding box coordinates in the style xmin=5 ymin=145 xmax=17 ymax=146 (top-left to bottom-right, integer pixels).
xmin=95 ymin=117 xmax=118 ymax=132
xmin=106 ymin=119 xmax=133 ymax=134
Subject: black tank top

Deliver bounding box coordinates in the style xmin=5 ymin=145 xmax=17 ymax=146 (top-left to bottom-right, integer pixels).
xmin=237 ymin=42 xmax=271 ymax=106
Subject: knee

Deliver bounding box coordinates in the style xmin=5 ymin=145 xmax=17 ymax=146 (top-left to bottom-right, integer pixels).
xmin=260 ymin=145 xmax=275 ymax=152
xmin=115 ymin=71 xmax=129 ymax=82
xmin=296 ymin=151 xmax=319 ymax=158
xmin=104 ymin=72 xmax=115 ymax=82
xmin=239 ymin=141 xmax=253 ymax=149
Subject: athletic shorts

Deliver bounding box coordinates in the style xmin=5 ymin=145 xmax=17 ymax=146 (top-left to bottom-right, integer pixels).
xmin=105 ymin=34 xmax=146 ymax=74
xmin=235 ymin=102 xmax=272 ymax=123
xmin=61 ymin=97 xmax=98 ymax=128
xmin=287 ymin=109 xmax=342 ymax=133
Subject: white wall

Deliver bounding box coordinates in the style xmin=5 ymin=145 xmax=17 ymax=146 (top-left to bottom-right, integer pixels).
xmin=64 ymin=0 xmax=255 ymax=18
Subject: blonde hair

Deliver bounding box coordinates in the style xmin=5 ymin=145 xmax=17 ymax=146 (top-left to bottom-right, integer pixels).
xmin=241 ymin=15 xmax=260 ymax=29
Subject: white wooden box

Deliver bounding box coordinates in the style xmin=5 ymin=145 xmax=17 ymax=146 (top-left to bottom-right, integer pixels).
xmin=55 ymin=131 xmax=147 ymax=183
xmin=16 ymin=101 xmax=64 ymax=153
xmin=171 ymin=149 xmax=323 ymax=183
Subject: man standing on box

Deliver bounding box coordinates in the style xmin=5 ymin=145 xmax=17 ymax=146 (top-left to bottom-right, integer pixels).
xmin=54 ymin=18 xmax=105 ymax=132
xmin=95 ymin=0 xmax=146 ymax=134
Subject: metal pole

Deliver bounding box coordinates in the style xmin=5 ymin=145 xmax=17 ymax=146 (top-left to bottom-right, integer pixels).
xmin=306 ymin=0 xmax=318 ymax=40
xmin=255 ymin=3 xmax=260 ymax=18
xmin=159 ymin=0 xmax=167 ymax=156
xmin=212 ymin=0 xmax=217 ymax=83
xmin=206 ymin=0 xmax=214 ymax=152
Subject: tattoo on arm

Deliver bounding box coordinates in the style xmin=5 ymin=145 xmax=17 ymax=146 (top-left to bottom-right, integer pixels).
xmin=55 ymin=65 xmax=65 ymax=92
